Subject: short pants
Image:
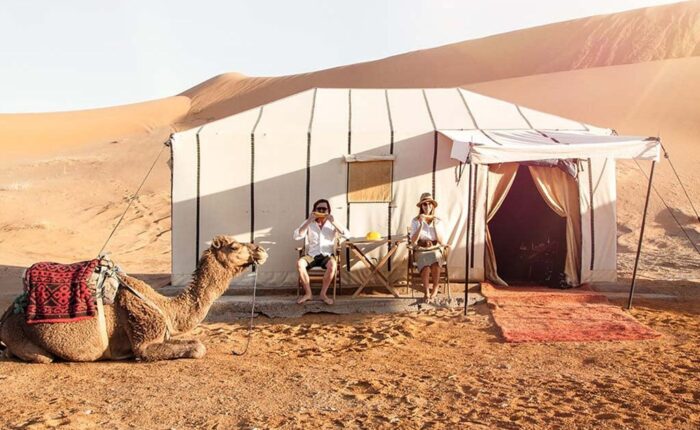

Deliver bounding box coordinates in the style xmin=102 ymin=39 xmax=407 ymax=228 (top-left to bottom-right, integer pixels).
xmin=301 ymin=254 xmax=331 ymax=269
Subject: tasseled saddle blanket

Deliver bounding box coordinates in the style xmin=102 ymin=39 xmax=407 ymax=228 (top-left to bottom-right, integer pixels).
xmin=15 ymin=257 xmax=121 ymax=324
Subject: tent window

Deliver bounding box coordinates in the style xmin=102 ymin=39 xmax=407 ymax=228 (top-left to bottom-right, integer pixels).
xmin=347 ymin=160 xmax=393 ymax=203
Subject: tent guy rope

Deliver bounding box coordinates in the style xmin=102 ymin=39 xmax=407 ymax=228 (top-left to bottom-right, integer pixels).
xmin=632 ymin=160 xmax=700 ymax=255
xmin=97 ymin=144 xmax=167 ymax=257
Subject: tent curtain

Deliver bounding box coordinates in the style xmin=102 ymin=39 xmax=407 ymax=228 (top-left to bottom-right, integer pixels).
xmin=527 ymin=166 xmax=581 ymax=285
xmin=484 ymin=163 xmax=519 ymax=285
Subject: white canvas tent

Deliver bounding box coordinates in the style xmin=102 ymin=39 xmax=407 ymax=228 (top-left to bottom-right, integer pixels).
xmin=168 ymin=88 xmax=660 ymax=289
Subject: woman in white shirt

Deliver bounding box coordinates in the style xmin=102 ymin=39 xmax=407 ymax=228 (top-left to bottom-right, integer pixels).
xmin=409 ymin=192 xmax=447 ymax=302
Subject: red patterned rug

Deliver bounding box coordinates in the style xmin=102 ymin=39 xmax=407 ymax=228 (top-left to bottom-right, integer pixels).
xmin=481 ymin=282 xmax=659 ymax=343
xmin=23 ymin=259 xmax=99 ymax=324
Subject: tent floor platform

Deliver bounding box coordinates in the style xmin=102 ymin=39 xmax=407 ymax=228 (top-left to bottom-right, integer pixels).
xmin=201 ymin=294 xmax=485 ymax=321
xmin=157 ymin=283 xmax=484 ymax=320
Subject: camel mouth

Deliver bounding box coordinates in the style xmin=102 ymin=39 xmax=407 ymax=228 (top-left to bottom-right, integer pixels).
xmin=252 ymin=249 xmax=268 ymax=265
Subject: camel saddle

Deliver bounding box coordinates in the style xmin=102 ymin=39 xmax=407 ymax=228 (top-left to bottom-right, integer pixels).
xmin=17 ymin=256 xmax=122 ymax=324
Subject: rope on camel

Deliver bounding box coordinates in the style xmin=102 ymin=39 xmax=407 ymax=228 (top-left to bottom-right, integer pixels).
xmin=232 ymin=262 xmax=258 ymax=356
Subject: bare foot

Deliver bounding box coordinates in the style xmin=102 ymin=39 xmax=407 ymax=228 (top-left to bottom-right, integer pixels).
xmin=297 ymin=294 xmax=312 ymax=304
xmin=320 ymin=295 xmax=334 ymax=305
xmin=424 ymin=295 xmax=431 ymax=304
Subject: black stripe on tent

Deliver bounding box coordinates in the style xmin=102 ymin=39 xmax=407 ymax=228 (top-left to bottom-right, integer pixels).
xmin=195 ymin=127 xmax=204 ymax=267
xmin=515 ymin=105 xmax=534 ymax=129
xmin=456 ymin=88 xmax=479 ymax=129
xmin=537 ymin=130 xmax=561 ymax=144
xmin=306 ymin=89 xmax=318 ymax=216
xmin=250 ymin=107 xmax=264 ymax=246
xmin=421 ymin=89 xmax=438 ymax=198
xmin=480 ymin=130 xmax=503 ymax=146
xmin=470 ymin=164 xmax=478 ymax=268
xmin=346 ymin=89 xmax=352 ymax=267
xmin=385 ymin=89 xmax=395 ymax=155
xmin=167 ymin=134 xmax=174 ymax=271
xmin=385 ymin=89 xmax=395 ymax=271
xmin=587 ymin=158 xmax=595 ymax=270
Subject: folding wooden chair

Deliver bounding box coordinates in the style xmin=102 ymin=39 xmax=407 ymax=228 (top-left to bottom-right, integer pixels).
xmin=406 ymin=227 xmax=451 ymax=299
xmin=296 ymin=238 xmax=342 ymax=301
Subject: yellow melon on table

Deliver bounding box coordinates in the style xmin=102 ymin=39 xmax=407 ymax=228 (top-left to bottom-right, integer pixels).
xmin=365 ymin=231 xmax=382 ymax=241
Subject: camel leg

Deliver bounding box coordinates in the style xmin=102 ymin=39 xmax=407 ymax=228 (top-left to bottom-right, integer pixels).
xmin=1 ymin=313 xmax=55 ymax=363
xmin=133 ymin=339 xmax=206 ymax=362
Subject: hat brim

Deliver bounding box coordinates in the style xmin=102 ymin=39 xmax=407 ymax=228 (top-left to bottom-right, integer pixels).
xmin=416 ymin=199 xmax=438 ymax=208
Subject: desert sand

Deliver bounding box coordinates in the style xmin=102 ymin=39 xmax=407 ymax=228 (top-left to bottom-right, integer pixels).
xmin=0 ymin=1 xmax=698 ymax=429
xmin=0 ymin=299 xmax=698 ymax=429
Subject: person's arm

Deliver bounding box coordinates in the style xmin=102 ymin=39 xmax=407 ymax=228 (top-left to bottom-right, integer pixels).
xmin=327 ymin=214 xmax=351 ymax=239
xmin=410 ymin=218 xmax=424 ymax=244
xmin=292 ymin=215 xmax=315 ymax=240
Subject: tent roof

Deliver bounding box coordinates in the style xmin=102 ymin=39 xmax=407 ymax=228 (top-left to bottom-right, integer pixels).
xmin=439 ymin=129 xmax=661 ymax=164
xmin=173 ymin=87 xmax=660 ymax=162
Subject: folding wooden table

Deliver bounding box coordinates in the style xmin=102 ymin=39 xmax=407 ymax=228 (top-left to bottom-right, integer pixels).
xmin=344 ymin=238 xmax=403 ymax=297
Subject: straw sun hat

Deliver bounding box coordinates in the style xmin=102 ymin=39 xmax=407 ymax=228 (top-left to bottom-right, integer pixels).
xmin=416 ymin=192 xmax=438 ymax=208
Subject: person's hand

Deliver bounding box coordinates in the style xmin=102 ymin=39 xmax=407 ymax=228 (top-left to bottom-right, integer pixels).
xmin=307 ymin=213 xmax=316 ymax=222
xmin=326 ymin=213 xmax=335 ymax=223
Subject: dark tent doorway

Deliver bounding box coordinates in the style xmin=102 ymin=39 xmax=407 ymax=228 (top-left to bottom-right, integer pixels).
xmin=488 ymin=165 xmax=567 ymax=285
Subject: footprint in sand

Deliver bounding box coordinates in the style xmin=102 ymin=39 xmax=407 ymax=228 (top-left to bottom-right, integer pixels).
xmin=15 ymin=410 xmax=98 ymax=430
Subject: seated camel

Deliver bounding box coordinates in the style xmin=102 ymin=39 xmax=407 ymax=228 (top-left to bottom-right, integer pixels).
xmin=0 ymin=235 xmax=267 ymax=363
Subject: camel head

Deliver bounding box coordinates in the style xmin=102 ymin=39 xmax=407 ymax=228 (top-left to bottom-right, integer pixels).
xmin=208 ymin=235 xmax=268 ymax=271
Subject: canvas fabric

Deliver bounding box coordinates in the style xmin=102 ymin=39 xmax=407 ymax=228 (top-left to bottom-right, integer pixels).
xmin=170 ymin=88 xmax=659 ymax=287
xmin=528 ymin=165 xmax=582 ymax=285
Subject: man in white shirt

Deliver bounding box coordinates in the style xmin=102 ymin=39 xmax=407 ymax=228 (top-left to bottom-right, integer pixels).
xmin=293 ymin=199 xmax=350 ymax=305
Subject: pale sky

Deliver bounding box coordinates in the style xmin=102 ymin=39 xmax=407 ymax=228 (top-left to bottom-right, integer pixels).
xmin=0 ymin=0 xmax=681 ymax=112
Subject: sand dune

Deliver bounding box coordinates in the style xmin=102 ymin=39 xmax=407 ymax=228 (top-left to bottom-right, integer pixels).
xmin=180 ymin=1 xmax=700 ymax=125
xmin=0 ymin=96 xmax=189 ymax=158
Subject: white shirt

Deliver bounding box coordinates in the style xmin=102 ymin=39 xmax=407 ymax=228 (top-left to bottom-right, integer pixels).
xmin=293 ymin=219 xmax=350 ymax=256
xmin=410 ymin=217 xmax=442 ymax=243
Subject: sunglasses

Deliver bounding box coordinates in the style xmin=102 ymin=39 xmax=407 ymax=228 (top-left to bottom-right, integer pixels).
xmin=421 ymin=202 xmax=433 ymax=207
xmin=315 ymin=207 xmax=329 ymax=213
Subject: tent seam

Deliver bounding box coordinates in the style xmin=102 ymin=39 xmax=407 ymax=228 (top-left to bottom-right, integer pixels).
xmin=195 ymin=126 xmax=204 ymax=267
xmin=306 ymin=89 xmax=318 ymax=216
xmin=421 ymin=89 xmax=438 ymax=198
xmin=457 ymin=88 xmax=479 ymax=129
xmin=250 ymin=107 xmax=264 ymax=245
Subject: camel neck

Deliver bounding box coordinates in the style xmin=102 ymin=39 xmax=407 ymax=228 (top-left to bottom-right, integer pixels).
xmin=170 ymin=254 xmax=237 ymax=332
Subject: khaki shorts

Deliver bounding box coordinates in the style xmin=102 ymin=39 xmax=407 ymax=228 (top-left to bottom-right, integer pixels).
xmin=300 ymin=254 xmax=331 ymax=269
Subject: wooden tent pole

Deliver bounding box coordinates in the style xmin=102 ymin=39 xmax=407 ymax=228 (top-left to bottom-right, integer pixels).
xmin=627 ymin=160 xmax=656 ymax=310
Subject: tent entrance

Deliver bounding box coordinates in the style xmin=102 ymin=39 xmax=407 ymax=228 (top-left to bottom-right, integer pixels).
xmin=488 ymin=165 xmax=567 ymax=285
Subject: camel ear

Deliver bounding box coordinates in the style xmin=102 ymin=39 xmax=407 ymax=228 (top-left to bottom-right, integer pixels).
xmin=210 ymin=235 xmax=228 ymax=249
xmin=211 ymin=235 xmax=237 ymax=249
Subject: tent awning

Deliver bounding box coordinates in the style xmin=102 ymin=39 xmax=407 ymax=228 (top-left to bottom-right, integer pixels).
xmin=439 ymin=129 xmax=661 ymax=164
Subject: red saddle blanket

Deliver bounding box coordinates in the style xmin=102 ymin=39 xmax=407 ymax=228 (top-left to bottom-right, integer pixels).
xmin=24 ymin=259 xmax=99 ymax=324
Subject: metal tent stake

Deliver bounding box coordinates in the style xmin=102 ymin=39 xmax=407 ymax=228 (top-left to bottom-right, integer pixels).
xmin=627 ymin=160 xmax=656 ymax=310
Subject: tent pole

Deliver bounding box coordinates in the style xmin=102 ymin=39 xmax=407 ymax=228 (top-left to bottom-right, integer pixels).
xmin=627 ymin=160 xmax=656 ymax=310
xmin=464 ymin=162 xmax=473 ymax=316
